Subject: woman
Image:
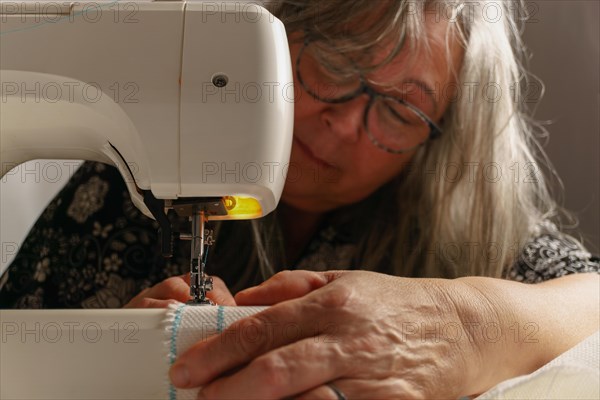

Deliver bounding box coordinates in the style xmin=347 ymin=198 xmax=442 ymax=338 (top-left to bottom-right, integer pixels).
xmin=1 ymin=0 xmax=598 ymax=398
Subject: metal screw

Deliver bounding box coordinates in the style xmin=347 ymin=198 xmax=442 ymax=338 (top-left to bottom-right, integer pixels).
xmin=212 ymin=74 xmax=228 ymax=88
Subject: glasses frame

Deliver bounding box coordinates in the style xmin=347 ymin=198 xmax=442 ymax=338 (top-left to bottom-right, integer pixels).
xmin=295 ymin=37 xmax=443 ymax=154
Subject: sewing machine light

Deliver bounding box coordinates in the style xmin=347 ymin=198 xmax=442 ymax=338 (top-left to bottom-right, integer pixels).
xmin=220 ymin=196 xmax=262 ymax=220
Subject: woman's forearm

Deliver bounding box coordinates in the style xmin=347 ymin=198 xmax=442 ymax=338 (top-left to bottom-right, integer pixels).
xmin=456 ymin=273 xmax=600 ymax=392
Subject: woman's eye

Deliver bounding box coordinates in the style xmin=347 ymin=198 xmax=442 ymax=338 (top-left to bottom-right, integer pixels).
xmin=313 ymin=50 xmax=356 ymax=80
xmin=381 ymin=101 xmax=421 ymax=126
xmin=318 ymin=63 xmax=357 ymax=84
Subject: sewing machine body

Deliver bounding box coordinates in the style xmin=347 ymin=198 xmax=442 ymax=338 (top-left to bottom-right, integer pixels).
xmin=0 ymin=0 xmax=294 ymax=220
xmin=0 ymin=1 xmax=295 ymax=383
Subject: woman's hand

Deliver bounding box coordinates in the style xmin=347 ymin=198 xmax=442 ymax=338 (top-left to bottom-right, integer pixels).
xmin=168 ymin=270 xmax=501 ymax=398
xmin=124 ymin=274 xmax=236 ymax=308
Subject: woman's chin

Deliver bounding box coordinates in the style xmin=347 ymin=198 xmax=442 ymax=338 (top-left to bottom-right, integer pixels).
xmin=280 ymin=191 xmax=339 ymax=214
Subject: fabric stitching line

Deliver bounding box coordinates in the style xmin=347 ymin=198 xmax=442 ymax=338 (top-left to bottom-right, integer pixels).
xmin=169 ymin=303 xmax=187 ymax=400
xmin=217 ymin=305 xmax=225 ymax=333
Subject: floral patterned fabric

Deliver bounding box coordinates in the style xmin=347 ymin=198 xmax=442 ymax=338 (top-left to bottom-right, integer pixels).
xmin=0 ymin=162 xmax=188 ymax=309
xmin=1 ymin=162 xmax=598 ymax=309
xmin=506 ymin=230 xmax=600 ymax=283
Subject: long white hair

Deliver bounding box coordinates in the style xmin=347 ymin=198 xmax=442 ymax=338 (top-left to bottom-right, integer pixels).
xmin=216 ymin=0 xmax=578 ymax=288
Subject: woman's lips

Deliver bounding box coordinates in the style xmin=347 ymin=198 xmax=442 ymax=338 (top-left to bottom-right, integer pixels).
xmin=293 ymin=137 xmax=337 ymax=169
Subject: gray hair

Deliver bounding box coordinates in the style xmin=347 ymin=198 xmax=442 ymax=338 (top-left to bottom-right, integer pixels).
xmin=239 ymin=0 xmax=578 ymax=281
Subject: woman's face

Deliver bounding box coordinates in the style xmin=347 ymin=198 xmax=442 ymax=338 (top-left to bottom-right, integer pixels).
xmin=281 ymin=15 xmax=464 ymax=213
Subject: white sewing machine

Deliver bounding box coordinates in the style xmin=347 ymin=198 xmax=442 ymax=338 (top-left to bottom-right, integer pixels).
xmin=1 ymin=2 xmax=292 ymax=397
xmin=0 ymin=0 xmax=294 ymax=303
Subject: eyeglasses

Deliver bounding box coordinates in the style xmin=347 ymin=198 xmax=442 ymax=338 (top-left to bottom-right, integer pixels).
xmin=296 ymin=38 xmax=443 ymax=154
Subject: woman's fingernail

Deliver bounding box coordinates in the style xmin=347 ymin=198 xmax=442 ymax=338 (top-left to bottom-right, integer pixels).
xmin=169 ymin=363 xmax=190 ymax=387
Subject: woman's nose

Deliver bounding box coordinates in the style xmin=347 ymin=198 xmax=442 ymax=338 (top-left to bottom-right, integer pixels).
xmin=320 ymin=96 xmax=368 ymax=143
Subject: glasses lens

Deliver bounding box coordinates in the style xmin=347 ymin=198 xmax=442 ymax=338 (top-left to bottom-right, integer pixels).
xmin=297 ymin=41 xmax=361 ymax=101
xmin=366 ymin=96 xmax=431 ymax=152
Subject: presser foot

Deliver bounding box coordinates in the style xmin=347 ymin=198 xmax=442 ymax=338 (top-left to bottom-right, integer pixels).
xmin=189 ymin=210 xmax=215 ymax=306
xmin=186 ymin=298 xmax=214 ymax=306
xmin=187 ymin=273 xmax=214 ymax=306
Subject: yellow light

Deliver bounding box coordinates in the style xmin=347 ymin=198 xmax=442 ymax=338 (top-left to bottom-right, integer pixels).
xmin=211 ymin=196 xmax=263 ymax=220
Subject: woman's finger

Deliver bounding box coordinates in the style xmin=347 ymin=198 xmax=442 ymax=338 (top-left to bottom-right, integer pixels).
xmin=123 ymin=297 xmax=181 ymax=309
xmin=149 ymin=275 xmax=193 ymax=302
xmin=295 ymin=379 xmax=392 ymax=400
xmin=206 ymin=275 xmax=236 ymax=306
xmin=294 ymin=382 xmax=347 ymax=400
xmin=170 ymin=290 xmax=345 ymax=388
xmin=197 ymin=336 xmax=348 ymax=400
xmin=235 ymin=270 xmax=343 ymax=305
xmin=124 ymin=274 xmax=236 ymax=308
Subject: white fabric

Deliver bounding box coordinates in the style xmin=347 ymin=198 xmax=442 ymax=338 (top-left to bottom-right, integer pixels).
xmin=476 ymin=330 xmax=600 ymax=399
xmin=164 ymin=307 xmax=599 ymax=400
xmin=2 ymin=308 xmax=596 ymax=399
xmin=0 ymin=309 xmax=168 ymax=400
xmin=164 ymin=304 xmax=268 ymax=400
xmin=165 ymin=307 xmax=600 ymax=400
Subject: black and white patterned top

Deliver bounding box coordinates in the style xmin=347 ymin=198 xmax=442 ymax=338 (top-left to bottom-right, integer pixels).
xmin=0 ymin=162 xmax=598 ymax=309
xmin=505 ymin=230 xmax=599 ymax=283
